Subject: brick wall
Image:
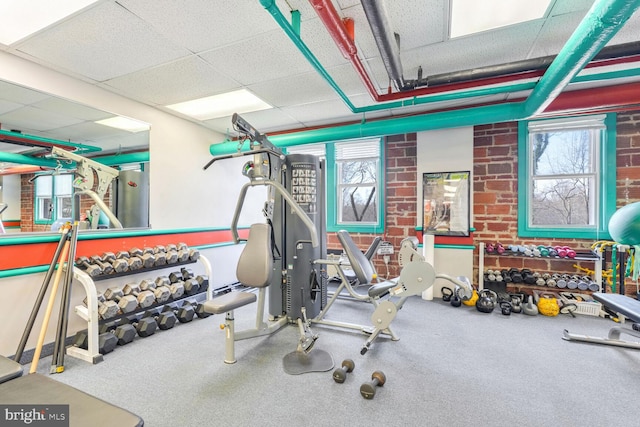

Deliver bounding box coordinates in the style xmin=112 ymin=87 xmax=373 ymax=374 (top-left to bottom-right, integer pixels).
xmin=326 ymin=133 xmax=418 ymax=278
xmin=473 ymin=113 xmax=640 ymax=296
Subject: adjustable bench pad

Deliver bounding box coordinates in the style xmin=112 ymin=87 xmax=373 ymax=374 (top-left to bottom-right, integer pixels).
xmin=593 ymin=292 xmax=640 ymax=323
xmin=0 ymin=373 xmax=143 ymax=427
xmin=203 ymin=291 xmax=257 ymax=315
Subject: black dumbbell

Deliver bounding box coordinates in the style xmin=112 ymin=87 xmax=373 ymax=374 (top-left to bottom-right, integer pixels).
xmin=73 ymin=329 xmax=117 ymax=355
xmin=123 ymin=283 xmax=156 ymax=308
xmin=83 ymin=293 xmax=118 ymax=320
xmin=99 ymin=321 xmax=136 ymax=346
xmin=182 ymin=299 xmax=211 ymax=319
xmin=117 ymin=250 xmax=143 ymax=271
xmin=195 ymin=275 xmax=209 ymax=293
xmin=162 ymin=303 xmax=194 ymax=323
xmin=123 ymin=315 xmax=157 ymax=337
xmin=102 ymin=252 xmax=128 ymax=273
xmin=139 ymin=279 xmax=171 ymax=304
xmin=360 ymin=371 xmax=386 ymax=399
xmin=156 ymin=276 xmax=185 ymax=300
xmin=104 ymin=287 xmax=138 ymax=313
xmin=332 ymin=359 xmax=355 ymax=383
xmin=130 ymin=247 xmax=155 ymax=268
xmin=165 ymin=244 xmax=179 ymax=264
xmin=90 ymin=255 xmax=114 ymax=275
xmin=143 ymin=309 xmax=177 ymax=330
xmin=75 ymin=256 xmax=102 ymax=277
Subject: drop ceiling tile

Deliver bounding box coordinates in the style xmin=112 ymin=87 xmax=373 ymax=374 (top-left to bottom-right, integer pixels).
xmin=247 ymin=71 xmax=340 ymax=108
xmin=117 ymin=0 xmax=281 ymax=53
xmin=0 ymin=99 xmax=22 ymax=116
xmin=387 ymin=0 xmax=446 ymax=49
xmin=0 ymin=80 xmax=51 ymax=105
xmin=32 ymin=97 xmax=110 ymax=122
xmin=16 ymin=1 xmax=190 ymax=82
xmin=103 ymin=56 xmax=241 ymax=105
xmin=200 ymin=29 xmax=315 ymax=86
xmin=0 ymin=106 xmax=84 ymax=133
xmin=549 ymin=0 xmax=594 ymax=16
xmin=280 ymin=98 xmax=355 ymax=124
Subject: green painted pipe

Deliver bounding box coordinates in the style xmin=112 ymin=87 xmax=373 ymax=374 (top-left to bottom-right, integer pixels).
xmin=523 ymin=0 xmax=640 ymax=116
xmin=0 ymin=129 xmax=101 ymax=153
xmin=208 ymin=0 xmax=638 ymax=155
xmin=260 ymin=0 xmax=358 ymax=111
xmin=93 ymin=151 xmax=149 ymax=166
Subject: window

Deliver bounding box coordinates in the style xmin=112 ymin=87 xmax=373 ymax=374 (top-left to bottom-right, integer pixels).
xmin=287 ymin=138 xmax=384 ymax=233
xmin=517 ymin=114 xmax=616 ymax=239
xmin=35 ymin=174 xmax=74 ymax=223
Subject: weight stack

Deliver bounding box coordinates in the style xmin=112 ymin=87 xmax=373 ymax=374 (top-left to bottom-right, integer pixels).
xmin=268 ymin=154 xmax=327 ymax=321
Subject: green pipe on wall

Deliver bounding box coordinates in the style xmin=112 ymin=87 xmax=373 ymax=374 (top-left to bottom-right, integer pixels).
xmin=523 ymin=0 xmax=640 ymax=116
xmin=209 ymin=0 xmax=638 ymax=156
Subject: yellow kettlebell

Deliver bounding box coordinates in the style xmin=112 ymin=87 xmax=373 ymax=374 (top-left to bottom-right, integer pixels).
xmin=462 ymin=289 xmax=478 ymax=306
xmin=537 ymin=294 xmax=559 ymax=317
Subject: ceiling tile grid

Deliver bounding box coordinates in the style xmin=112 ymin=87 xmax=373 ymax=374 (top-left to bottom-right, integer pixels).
xmin=102 ymin=55 xmax=242 ymax=105
xmin=15 ymin=1 xmax=191 ymax=82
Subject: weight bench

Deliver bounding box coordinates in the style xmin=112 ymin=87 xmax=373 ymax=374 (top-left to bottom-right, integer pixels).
xmin=0 ymin=355 xmax=143 ymax=426
xmin=562 ymin=293 xmax=640 ymax=349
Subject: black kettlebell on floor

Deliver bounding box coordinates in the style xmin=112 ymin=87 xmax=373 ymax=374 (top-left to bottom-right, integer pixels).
xmin=450 ymin=292 xmax=462 ymax=307
xmin=441 ymin=286 xmax=453 ymax=302
xmin=500 ymin=301 xmax=512 ymax=316
xmin=476 ymin=289 xmax=497 ymax=313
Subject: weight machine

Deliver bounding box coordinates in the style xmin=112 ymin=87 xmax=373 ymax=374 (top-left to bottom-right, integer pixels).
xmin=203 ymin=114 xmax=473 ymax=370
xmin=51 ymin=147 xmax=122 ymax=229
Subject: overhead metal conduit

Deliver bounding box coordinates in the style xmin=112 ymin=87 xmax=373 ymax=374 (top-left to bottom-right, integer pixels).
xmin=208 ymin=0 xmax=640 ymax=154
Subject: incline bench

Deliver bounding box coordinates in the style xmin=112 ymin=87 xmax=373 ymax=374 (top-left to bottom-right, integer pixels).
xmin=562 ymin=293 xmax=640 ymax=349
xmin=0 ymin=355 xmax=143 ymax=426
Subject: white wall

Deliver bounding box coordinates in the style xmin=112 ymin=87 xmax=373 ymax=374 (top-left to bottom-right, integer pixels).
xmin=0 ymin=51 xmax=261 ymax=229
xmin=417 ymin=128 xmax=475 ymax=297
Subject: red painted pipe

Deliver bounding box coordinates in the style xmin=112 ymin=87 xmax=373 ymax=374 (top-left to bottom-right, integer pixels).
xmin=309 ymin=0 xmax=640 ymax=104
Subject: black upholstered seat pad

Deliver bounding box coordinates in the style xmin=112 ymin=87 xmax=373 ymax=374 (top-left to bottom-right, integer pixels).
xmin=593 ymin=292 xmax=640 ymax=323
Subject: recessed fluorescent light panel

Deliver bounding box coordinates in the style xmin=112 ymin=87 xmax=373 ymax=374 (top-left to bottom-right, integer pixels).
xmin=450 ymin=0 xmax=552 ymax=38
xmin=166 ymin=89 xmax=273 ymax=120
xmin=95 ymin=116 xmax=150 ymax=133
xmin=0 ymin=0 xmax=99 ymax=45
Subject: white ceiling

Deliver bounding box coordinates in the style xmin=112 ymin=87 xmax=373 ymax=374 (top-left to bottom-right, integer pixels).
xmin=1 ymin=0 xmax=640 ymax=153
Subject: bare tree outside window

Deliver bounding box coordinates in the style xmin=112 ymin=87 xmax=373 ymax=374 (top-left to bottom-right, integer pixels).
xmin=530 ymin=129 xmax=597 ymax=227
xmin=339 ymin=159 xmax=377 ymax=223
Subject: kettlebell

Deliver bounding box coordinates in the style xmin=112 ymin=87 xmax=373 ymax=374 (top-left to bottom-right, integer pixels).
xmin=510 ymin=295 xmax=522 ymax=313
xmin=476 ymin=289 xmax=497 ymax=313
xmin=522 ymin=295 xmax=539 ymax=316
xmin=441 ymin=286 xmax=453 ymax=302
xmin=450 ymin=292 xmax=462 ymax=307
xmin=500 ymin=301 xmax=512 ymax=316
xmin=462 ymin=289 xmax=478 ymax=307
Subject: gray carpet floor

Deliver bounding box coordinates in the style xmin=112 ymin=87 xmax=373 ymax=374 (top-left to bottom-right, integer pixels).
xmin=29 ymin=294 xmax=640 ymax=427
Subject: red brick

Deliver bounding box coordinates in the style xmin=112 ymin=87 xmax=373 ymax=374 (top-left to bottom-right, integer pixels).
xmin=475 ymin=193 xmax=497 ymax=204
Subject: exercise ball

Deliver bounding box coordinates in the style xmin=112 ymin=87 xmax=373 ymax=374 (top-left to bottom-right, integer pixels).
xmin=609 ymin=201 xmax=640 ymax=245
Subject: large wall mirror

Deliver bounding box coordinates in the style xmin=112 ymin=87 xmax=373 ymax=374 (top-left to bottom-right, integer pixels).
xmin=0 ymin=80 xmax=150 ymax=235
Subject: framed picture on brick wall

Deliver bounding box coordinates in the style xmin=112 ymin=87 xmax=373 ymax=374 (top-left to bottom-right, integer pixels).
xmin=423 ymin=171 xmax=470 ymax=236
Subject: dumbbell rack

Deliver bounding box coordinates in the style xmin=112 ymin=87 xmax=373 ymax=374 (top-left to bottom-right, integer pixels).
xmin=66 ymin=254 xmax=212 ymax=364
xmin=478 ymin=242 xmax=602 ymax=292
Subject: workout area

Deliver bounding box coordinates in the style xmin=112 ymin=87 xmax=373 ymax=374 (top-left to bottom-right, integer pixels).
xmin=2 ymin=1 xmax=640 ymax=426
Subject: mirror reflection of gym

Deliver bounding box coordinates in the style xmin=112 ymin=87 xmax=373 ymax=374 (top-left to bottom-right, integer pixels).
xmin=0 ymin=80 xmax=150 ymax=234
